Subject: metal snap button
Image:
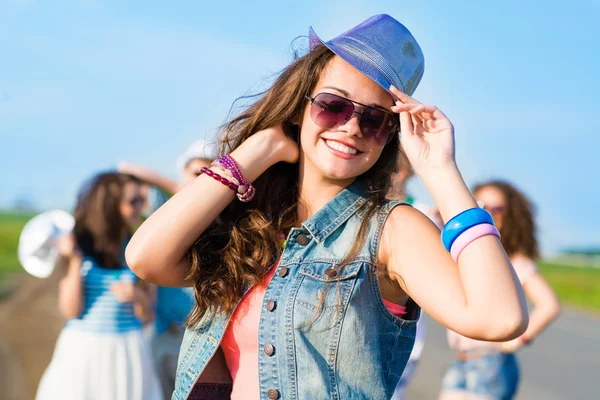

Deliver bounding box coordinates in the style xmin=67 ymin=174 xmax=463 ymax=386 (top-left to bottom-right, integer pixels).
xmin=278 ymin=266 xmax=289 ymax=278
xmin=324 ymin=268 xmax=338 ymax=278
xmin=296 ymin=234 xmax=310 ymax=246
xmin=264 ymin=343 xmax=275 ymax=356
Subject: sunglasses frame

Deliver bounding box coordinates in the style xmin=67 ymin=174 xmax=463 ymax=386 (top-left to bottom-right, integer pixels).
xmin=305 ymin=92 xmax=399 ymax=145
xmin=128 ymin=196 xmax=146 ymax=207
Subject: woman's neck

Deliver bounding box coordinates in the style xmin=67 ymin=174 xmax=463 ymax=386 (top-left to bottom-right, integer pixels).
xmin=297 ymin=163 xmax=355 ymax=223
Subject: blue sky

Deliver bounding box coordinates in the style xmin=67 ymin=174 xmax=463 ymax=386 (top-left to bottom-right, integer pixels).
xmin=1 ymin=0 xmax=598 ymax=255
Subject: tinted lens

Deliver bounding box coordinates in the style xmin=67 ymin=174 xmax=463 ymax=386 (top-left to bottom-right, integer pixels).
xmin=485 ymin=206 xmax=505 ymax=216
xmin=359 ymin=108 xmax=387 ymax=144
xmin=310 ymin=93 xmax=354 ymax=129
xmin=130 ymin=197 xmax=145 ymax=207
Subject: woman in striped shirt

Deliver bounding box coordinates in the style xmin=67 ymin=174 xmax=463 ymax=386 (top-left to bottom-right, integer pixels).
xmin=36 ymin=172 xmax=162 ymax=400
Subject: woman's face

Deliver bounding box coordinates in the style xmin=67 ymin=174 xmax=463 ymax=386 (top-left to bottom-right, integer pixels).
xmin=299 ymin=56 xmax=395 ymax=184
xmin=474 ymin=185 xmax=506 ymax=230
xmin=120 ymin=181 xmax=145 ymax=229
xmin=182 ymin=159 xmax=212 ymax=185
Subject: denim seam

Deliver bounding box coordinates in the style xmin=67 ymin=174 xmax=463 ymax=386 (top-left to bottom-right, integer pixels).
xmin=303 ymin=197 xmax=367 ymax=243
xmin=327 ymin=271 xmax=359 ymax=400
xmin=286 ymin=272 xmax=303 ymax=399
xmin=299 ymin=265 xmax=360 ymax=282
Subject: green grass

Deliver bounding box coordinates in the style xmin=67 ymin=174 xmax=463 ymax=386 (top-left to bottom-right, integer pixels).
xmin=538 ymin=262 xmax=600 ymax=314
xmin=0 ymin=211 xmax=35 ymax=280
xmin=0 ymin=211 xmax=599 ymax=314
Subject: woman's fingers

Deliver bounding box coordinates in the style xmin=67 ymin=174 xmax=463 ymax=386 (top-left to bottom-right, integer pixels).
xmin=389 ymin=85 xmax=420 ymax=104
xmin=399 ymin=111 xmax=415 ymax=137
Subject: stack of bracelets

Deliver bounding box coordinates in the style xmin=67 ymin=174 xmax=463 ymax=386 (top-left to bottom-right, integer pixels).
xmin=199 ymin=155 xmax=256 ymax=203
xmin=441 ymin=208 xmax=501 ymax=262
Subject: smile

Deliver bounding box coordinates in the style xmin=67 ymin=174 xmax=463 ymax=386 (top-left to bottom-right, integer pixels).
xmin=323 ymin=139 xmax=362 ymax=158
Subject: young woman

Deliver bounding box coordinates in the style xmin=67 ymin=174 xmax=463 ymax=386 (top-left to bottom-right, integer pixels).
xmin=127 ymin=15 xmax=529 ymax=400
xmin=36 ymin=172 xmax=162 ymax=400
xmin=440 ymin=180 xmax=560 ymax=400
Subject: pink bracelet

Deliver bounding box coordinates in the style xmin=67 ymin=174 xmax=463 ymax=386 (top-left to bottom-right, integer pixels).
xmin=450 ymin=223 xmax=500 ymax=262
xmin=200 ymin=167 xmax=239 ymax=192
xmin=215 ymin=155 xmax=256 ymax=202
xmin=210 ymin=163 xmax=240 ymax=186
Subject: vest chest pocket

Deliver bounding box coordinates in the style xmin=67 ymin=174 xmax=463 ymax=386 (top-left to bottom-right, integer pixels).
xmin=292 ymin=262 xmax=363 ymax=329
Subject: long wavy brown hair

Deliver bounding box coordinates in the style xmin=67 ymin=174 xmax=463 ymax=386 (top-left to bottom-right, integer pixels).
xmin=186 ymin=45 xmax=401 ymax=325
xmin=473 ymin=180 xmax=539 ymax=259
xmin=74 ymin=172 xmax=141 ymax=268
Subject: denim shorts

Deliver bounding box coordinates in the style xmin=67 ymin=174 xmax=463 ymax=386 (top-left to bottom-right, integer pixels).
xmin=441 ymin=352 xmax=520 ymax=400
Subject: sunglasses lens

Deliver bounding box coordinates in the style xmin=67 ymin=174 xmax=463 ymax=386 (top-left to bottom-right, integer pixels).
xmin=130 ymin=197 xmax=145 ymax=207
xmin=360 ymin=108 xmax=395 ymax=145
xmin=310 ymin=93 xmax=354 ymax=129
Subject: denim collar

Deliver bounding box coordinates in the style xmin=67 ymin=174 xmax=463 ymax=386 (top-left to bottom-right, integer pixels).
xmin=302 ymin=180 xmax=368 ymax=243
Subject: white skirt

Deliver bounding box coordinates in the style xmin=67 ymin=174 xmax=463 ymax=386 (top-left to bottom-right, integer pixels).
xmin=36 ymin=328 xmax=162 ymax=400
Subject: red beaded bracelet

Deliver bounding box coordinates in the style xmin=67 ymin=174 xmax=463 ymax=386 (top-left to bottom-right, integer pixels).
xmin=200 ymin=167 xmax=238 ymax=192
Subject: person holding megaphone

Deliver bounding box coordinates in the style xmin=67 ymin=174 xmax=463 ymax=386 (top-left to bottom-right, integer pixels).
xmin=34 ymin=172 xmax=162 ymax=400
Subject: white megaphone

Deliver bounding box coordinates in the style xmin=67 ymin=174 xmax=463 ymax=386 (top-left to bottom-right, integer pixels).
xmin=17 ymin=210 xmax=75 ymax=278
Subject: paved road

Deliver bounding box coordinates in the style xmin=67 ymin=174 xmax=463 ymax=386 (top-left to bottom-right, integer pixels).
xmin=1 ymin=273 xmax=599 ymax=400
xmin=407 ymin=312 xmax=600 ymax=400
xmin=0 ymin=272 xmax=64 ymax=400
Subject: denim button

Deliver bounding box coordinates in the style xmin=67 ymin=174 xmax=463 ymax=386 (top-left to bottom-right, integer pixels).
xmin=267 ymin=389 xmax=279 ymax=399
xmin=267 ymin=299 xmax=276 ymax=311
xmin=296 ymin=234 xmax=310 ymax=246
xmin=324 ymin=268 xmax=338 ymax=278
xmin=279 ymin=266 xmax=289 ymax=278
xmin=264 ymin=343 xmax=275 ymax=356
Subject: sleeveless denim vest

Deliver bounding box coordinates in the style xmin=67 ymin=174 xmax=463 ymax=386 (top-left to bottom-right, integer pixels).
xmin=173 ymin=182 xmax=420 ymax=399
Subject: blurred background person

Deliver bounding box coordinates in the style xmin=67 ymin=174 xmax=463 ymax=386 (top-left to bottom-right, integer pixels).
xmin=118 ymin=138 xmax=218 ymax=198
xmin=35 ymin=172 xmax=161 ymax=400
xmin=439 ymin=180 xmax=561 ymax=400
xmin=118 ymin=138 xmax=217 ymax=399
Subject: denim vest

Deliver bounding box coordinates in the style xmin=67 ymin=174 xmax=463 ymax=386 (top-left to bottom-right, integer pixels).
xmin=173 ymin=182 xmax=420 ymax=400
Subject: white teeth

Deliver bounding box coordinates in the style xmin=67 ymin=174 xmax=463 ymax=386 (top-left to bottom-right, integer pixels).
xmin=325 ymin=140 xmax=358 ymax=155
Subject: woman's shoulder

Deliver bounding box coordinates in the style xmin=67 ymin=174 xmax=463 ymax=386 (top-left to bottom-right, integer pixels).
xmin=377 ymin=203 xmax=439 ymax=261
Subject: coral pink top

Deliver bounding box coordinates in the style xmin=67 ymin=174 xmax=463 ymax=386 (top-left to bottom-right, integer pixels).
xmin=221 ymin=265 xmax=406 ymax=400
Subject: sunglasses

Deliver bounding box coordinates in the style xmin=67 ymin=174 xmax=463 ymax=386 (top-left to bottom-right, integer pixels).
xmin=484 ymin=205 xmax=505 ymax=216
xmin=127 ymin=196 xmax=146 ymax=207
xmin=305 ymin=92 xmax=399 ymax=145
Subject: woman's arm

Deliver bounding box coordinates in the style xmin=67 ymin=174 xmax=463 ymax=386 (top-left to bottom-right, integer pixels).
xmin=110 ymin=281 xmax=156 ymax=323
xmin=126 ymin=127 xmax=298 ymax=287
xmin=117 ymin=162 xmax=181 ymax=194
xmin=381 ymin=169 xmax=528 ymax=341
xmin=133 ymin=283 xmax=156 ymax=324
xmin=502 ymin=270 xmax=561 ymax=351
xmin=384 ymin=87 xmax=528 ymax=341
xmin=58 ymin=253 xmax=84 ymax=319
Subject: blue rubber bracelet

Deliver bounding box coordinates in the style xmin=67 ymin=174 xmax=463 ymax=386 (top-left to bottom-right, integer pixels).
xmin=441 ymin=208 xmax=494 ymax=251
